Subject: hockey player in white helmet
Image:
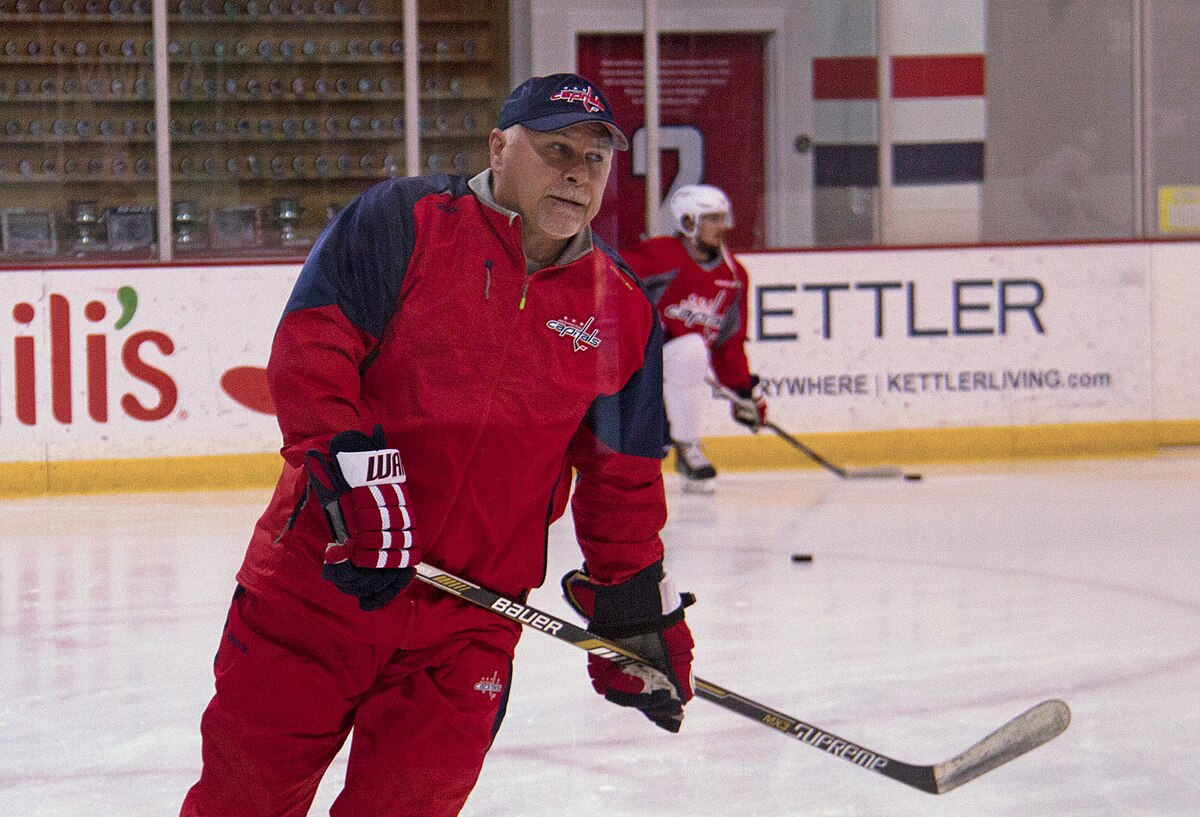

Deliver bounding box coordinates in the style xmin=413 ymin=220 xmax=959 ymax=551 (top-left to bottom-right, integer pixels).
xmin=622 ymin=184 xmax=767 ymax=493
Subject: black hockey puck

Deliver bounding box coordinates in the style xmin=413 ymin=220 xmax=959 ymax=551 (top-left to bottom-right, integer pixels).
xmin=904 ymin=473 xmax=923 ymax=481
xmin=791 ymin=553 xmax=814 ymax=563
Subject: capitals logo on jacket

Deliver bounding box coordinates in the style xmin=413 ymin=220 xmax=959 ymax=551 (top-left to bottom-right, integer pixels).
xmin=546 ymin=315 xmax=602 ymax=352
xmin=550 ymin=85 xmax=606 ymax=113
xmin=665 ymin=292 xmax=727 ymax=332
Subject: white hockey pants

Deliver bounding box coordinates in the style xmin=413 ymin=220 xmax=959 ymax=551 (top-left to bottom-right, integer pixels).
xmin=662 ymin=333 xmax=713 ymax=445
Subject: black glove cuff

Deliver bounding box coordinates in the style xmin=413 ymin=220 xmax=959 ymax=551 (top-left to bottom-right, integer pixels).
xmin=321 ymin=562 xmax=412 ymax=611
xmin=587 ymin=561 xmax=690 ymax=639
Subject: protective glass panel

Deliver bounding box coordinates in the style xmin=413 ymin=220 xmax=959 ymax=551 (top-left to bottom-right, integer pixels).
xmin=1146 ymin=0 xmax=1200 ymax=238
xmin=415 ymin=0 xmax=504 ymax=181
xmin=0 ymin=0 xmax=157 ymax=261
xmin=165 ymin=0 xmax=415 ymax=257
xmin=982 ymin=0 xmax=1137 ymax=243
xmin=578 ymin=32 xmax=769 ymax=253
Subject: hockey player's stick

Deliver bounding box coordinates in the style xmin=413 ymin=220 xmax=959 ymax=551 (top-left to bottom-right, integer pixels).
xmin=705 ymin=378 xmax=921 ymax=480
xmin=764 ymin=421 xmax=917 ymax=480
xmin=415 ymin=562 xmax=1069 ymax=794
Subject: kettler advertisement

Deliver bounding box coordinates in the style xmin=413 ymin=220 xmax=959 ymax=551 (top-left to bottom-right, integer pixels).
xmin=729 ymin=243 xmax=1153 ymax=435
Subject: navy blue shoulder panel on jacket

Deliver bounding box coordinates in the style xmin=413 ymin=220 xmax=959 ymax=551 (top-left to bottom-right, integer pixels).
xmin=583 ymin=237 xmax=668 ymax=460
xmin=283 ymin=173 xmax=473 ymax=340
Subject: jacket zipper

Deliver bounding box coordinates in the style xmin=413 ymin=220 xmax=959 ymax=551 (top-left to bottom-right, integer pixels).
xmin=505 ymin=211 xmax=536 ymax=312
xmin=518 ymin=273 xmax=532 ymax=311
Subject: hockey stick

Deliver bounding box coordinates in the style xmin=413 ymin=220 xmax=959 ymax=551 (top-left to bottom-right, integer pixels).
xmin=414 ymin=562 xmax=1069 ymax=794
xmin=705 ymin=377 xmax=921 ymax=481
xmin=764 ymin=421 xmax=916 ymax=480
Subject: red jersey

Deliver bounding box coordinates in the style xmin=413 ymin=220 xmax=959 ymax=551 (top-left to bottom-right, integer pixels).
xmin=237 ymin=174 xmax=669 ymax=652
xmin=621 ymin=236 xmax=753 ymax=391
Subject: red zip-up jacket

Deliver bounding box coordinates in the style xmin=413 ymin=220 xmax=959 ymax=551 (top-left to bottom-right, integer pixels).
xmin=622 ymin=235 xmax=753 ymax=391
xmin=236 ymin=172 xmax=668 ymax=650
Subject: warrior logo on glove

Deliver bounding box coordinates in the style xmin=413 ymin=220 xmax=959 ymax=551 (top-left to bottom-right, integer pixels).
xmin=360 ymin=451 xmax=403 ymax=484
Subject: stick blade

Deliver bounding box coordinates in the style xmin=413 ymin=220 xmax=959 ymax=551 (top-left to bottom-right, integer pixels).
xmin=933 ymin=699 xmax=1071 ymax=794
xmin=845 ymin=466 xmax=905 ymax=480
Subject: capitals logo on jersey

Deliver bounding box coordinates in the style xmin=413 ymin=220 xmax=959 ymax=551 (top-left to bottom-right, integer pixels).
xmin=664 ymin=291 xmax=728 ymax=333
xmin=550 ymin=85 xmax=606 ymax=113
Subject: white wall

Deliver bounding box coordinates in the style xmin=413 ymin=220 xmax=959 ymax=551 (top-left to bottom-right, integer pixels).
xmin=1150 ymin=243 xmax=1200 ymax=420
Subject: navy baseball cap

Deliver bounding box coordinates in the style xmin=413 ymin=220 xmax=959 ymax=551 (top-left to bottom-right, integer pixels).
xmin=497 ymin=73 xmax=628 ymax=151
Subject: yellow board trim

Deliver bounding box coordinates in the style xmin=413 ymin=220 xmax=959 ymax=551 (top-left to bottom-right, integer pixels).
xmin=2 ymin=420 xmax=1199 ymax=497
xmin=0 ymin=452 xmax=284 ymax=498
xmin=695 ymin=420 xmax=1200 ymax=473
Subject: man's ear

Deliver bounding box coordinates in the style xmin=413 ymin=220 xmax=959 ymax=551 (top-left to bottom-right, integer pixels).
xmin=488 ymin=128 xmax=506 ymax=172
xmin=681 ymin=214 xmax=695 ymax=233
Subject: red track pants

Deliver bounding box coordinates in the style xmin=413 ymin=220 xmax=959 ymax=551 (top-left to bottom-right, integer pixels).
xmin=180 ymin=585 xmax=513 ymax=817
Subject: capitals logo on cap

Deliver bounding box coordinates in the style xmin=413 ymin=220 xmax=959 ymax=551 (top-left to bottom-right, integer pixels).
xmin=549 ymin=84 xmax=606 ymax=114
xmin=497 ymin=73 xmax=629 ymax=150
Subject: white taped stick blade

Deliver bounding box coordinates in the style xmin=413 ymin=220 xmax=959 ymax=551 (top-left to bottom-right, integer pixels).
xmin=933 ymin=699 xmax=1071 ymax=794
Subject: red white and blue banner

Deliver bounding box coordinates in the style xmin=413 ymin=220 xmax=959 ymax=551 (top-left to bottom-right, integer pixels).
xmin=813 ymin=53 xmax=987 ymax=189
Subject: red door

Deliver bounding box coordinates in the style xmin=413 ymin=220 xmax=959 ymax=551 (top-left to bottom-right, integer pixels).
xmin=578 ymin=32 xmax=767 ymax=251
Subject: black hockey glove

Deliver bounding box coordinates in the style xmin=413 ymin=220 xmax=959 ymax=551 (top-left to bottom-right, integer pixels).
xmin=562 ymin=562 xmax=695 ymax=733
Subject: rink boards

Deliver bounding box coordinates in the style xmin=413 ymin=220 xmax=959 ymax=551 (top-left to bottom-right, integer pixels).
xmin=1 ymin=241 xmax=1198 ymax=494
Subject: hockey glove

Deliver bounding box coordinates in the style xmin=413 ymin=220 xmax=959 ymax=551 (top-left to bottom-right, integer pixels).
xmin=731 ymin=374 xmax=767 ymax=432
xmin=562 ymin=562 xmax=695 ymax=733
xmin=305 ymin=425 xmax=420 ymax=611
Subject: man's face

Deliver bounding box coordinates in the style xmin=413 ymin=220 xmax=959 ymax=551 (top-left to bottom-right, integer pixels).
xmin=694 ymin=211 xmax=731 ymax=250
xmin=489 ymin=123 xmax=615 ymax=244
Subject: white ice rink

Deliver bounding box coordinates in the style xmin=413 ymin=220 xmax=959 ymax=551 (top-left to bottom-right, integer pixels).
xmin=2 ymin=454 xmax=1199 ymax=816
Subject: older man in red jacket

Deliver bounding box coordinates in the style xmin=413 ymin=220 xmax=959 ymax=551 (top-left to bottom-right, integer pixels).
xmin=181 ymin=74 xmax=695 ymax=817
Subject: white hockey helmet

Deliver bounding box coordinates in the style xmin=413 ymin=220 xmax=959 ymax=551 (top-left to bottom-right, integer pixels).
xmin=670 ymin=184 xmax=733 ymax=239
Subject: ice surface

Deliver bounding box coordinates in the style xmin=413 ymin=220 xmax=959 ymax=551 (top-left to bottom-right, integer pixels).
xmin=2 ymin=454 xmax=1198 ymax=816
